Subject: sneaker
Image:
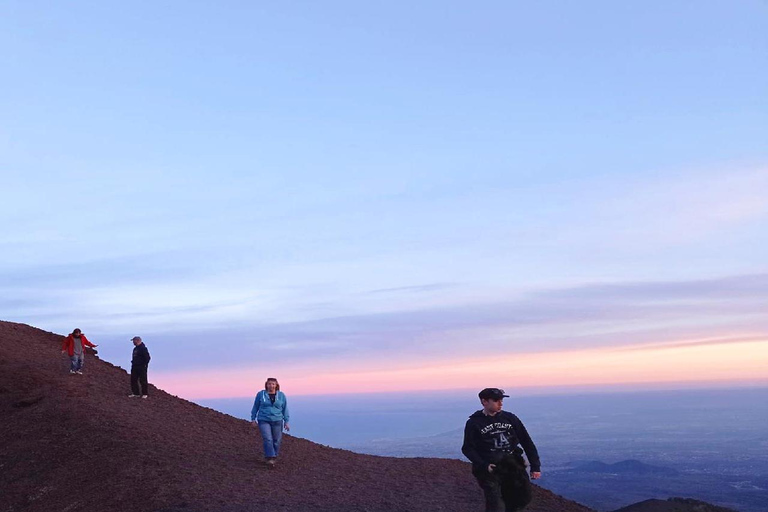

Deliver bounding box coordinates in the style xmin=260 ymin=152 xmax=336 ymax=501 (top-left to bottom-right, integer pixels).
xmin=70 ymin=370 xmax=76 ymax=374
xmin=76 ymin=370 xmax=83 ymax=375
xmin=128 ymin=394 xmax=140 ymax=398
xmin=266 ymin=458 xmax=276 ymax=468
xmin=141 ymin=395 xmax=148 ymax=399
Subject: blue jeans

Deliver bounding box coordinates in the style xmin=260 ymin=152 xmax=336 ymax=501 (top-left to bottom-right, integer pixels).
xmin=258 ymin=420 xmax=283 ymax=458
xmin=70 ymin=354 xmax=84 ymax=372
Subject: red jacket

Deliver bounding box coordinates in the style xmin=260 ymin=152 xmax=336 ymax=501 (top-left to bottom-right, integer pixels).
xmin=62 ymin=334 xmax=96 ymax=357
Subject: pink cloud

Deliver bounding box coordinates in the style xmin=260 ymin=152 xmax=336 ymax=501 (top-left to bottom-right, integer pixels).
xmin=153 ymin=337 xmax=768 ymax=399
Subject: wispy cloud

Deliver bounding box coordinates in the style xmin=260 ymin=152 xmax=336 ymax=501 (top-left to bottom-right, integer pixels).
xmin=594 ymin=167 xmax=768 ymax=246
xmin=614 ymin=335 xmax=768 ymax=352
xmin=94 ymin=272 xmax=768 ymax=375
xmin=367 ymin=283 xmax=456 ymax=294
xmin=0 ymin=253 xmax=203 ymax=288
xmin=532 ymin=273 xmax=768 ymax=302
xmin=155 ymin=337 xmax=768 ymax=399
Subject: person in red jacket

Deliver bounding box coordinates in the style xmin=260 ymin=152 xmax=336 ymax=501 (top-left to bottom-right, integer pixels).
xmin=61 ymin=328 xmax=98 ymax=375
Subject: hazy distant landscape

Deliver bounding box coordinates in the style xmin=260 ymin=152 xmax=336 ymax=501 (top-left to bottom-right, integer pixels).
xmin=202 ymin=387 xmax=768 ymax=512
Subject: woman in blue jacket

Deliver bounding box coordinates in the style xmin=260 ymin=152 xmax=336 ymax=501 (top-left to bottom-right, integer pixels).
xmin=250 ymin=377 xmax=290 ymax=467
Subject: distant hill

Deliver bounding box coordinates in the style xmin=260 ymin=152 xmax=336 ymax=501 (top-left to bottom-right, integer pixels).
xmin=611 ymin=497 xmax=738 ymax=512
xmin=0 ymin=320 xmax=592 ymax=512
xmin=568 ymin=460 xmax=679 ymax=476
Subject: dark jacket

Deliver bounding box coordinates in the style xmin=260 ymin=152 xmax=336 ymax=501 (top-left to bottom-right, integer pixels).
xmin=461 ymin=410 xmax=541 ymax=473
xmin=131 ymin=343 xmax=151 ymax=367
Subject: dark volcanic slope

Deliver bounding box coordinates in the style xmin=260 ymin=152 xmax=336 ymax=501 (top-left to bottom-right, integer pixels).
xmin=0 ymin=321 xmax=594 ymax=512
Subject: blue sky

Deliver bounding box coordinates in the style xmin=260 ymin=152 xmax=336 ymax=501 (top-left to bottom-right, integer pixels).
xmin=2 ymin=1 xmax=767 ymax=396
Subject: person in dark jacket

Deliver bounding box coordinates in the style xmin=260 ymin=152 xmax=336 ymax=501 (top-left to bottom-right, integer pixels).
xmin=462 ymin=388 xmax=541 ymax=512
xmin=128 ymin=336 xmax=151 ymax=398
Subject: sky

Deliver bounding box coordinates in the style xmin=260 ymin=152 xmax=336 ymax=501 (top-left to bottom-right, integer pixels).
xmin=2 ymin=1 xmax=767 ymax=399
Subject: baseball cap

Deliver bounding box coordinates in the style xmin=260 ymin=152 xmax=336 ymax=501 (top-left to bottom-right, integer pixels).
xmin=478 ymin=388 xmax=509 ymax=400
xmin=130 ymin=336 xmax=142 ymax=342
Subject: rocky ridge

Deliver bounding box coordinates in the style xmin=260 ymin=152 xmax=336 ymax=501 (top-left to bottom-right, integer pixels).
xmin=0 ymin=321 xmax=737 ymax=512
xmin=0 ymin=320 xmax=593 ymax=512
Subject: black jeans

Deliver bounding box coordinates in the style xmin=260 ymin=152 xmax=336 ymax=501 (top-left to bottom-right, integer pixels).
xmin=130 ymin=365 xmax=149 ymax=396
xmin=473 ymin=455 xmax=532 ymax=512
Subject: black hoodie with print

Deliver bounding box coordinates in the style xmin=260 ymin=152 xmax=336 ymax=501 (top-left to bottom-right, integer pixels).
xmin=461 ymin=410 xmax=541 ymax=474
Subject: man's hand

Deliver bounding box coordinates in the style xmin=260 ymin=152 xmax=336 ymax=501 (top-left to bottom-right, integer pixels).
xmin=487 ymin=464 xmax=496 ymax=473
xmin=61 ymin=350 xmax=66 ymax=355
xmin=251 ymin=420 xmax=258 ymax=427
xmin=531 ymin=471 xmax=541 ymax=480
xmin=284 ymin=422 xmax=291 ymax=432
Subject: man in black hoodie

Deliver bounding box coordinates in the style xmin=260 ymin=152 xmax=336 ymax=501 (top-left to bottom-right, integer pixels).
xmin=128 ymin=336 xmax=151 ymax=398
xmin=462 ymin=388 xmax=541 ymax=512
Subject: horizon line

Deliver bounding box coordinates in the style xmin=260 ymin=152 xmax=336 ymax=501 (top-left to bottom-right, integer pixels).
xmin=190 ymin=379 xmax=768 ymax=401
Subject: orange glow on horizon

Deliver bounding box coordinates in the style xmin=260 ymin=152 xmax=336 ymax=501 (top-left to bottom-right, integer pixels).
xmin=153 ymin=338 xmax=768 ymax=400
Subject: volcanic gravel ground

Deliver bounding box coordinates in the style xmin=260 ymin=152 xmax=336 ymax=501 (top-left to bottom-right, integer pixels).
xmin=1 ymin=321 xmax=594 ymax=512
